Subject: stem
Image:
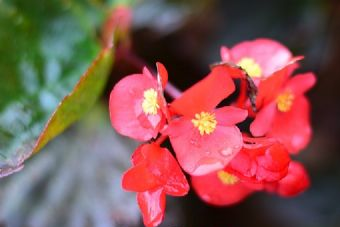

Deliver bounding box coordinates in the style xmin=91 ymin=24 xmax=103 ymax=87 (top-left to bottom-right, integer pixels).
xmin=155 ymin=135 xmax=168 ymax=146
xmin=164 ymin=83 xmax=182 ymax=99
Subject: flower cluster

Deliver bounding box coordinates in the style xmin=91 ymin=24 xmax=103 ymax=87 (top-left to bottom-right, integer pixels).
xmin=109 ymin=39 xmax=316 ymax=227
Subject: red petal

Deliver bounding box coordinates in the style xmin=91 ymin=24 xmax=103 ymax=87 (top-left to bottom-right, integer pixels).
xmin=255 ymin=143 xmax=290 ymax=181
xmin=250 ymin=102 xmax=277 ymax=137
xmin=191 ymin=171 xmax=253 ymax=206
xmin=285 ymin=72 xmax=316 ymax=96
xmin=165 ymin=118 xmax=243 ymax=176
xmin=170 ymin=66 xmax=235 ymax=117
xmin=122 ymin=162 xmax=161 ymax=192
xmin=131 ymin=144 xmax=144 ymax=166
xmin=227 ymin=139 xmax=290 ymax=183
xmin=124 ymin=143 xmax=189 ymax=194
xmin=137 ymin=188 xmax=166 ymax=227
xmin=214 ymin=106 xmax=248 ymax=126
xmin=135 ymin=143 xmax=190 ymax=195
xmin=156 ymin=62 xmax=168 ymax=89
xmin=268 ymin=96 xmax=312 ymax=154
xmin=161 ymin=150 xmax=190 ymax=196
xmin=256 ymin=64 xmax=295 ymax=107
xmin=266 ymin=161 xmax=310 ymax=197
xmin=109 ymin=73 xmax=162 ymax=141
xmin=230 ymin=38 xmax=292 ymax=78
xmin=145 ymin=144 xmax=190 ymax=196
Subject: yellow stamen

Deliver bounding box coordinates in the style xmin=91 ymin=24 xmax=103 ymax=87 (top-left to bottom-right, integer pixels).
xmin=142 ymin=88 xmax=159 ymax=115
xmin=217 ymin=170 xmax=239 ymax=185
xmin=276 ymin=90 xmax=294 ymax=112
xmin=192 ymin=111 xmax=217 ymax=135
xmin=237 ymin=57 xmax=262 ymax=78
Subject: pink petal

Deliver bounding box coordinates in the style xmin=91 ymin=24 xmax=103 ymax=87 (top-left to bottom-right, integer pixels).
xmin=109 ymin=73 xmax=161 ymax=141
xmin=165 ymin=118 xmax=243 ymax=176
xmin=220 ymin=46 xmax=231 ymax=61
xmin=137 ymin=188 xmax=166 ymax=227
xmin=250 ymin=102 xmax=277 ymax=137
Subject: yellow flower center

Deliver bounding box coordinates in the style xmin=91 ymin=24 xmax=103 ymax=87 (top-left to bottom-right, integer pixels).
xmin=217 ymin=170 xmax=239 ymax=185
xmin=192 ymin=111 xmax=217 ymax=136
xmin=237 ymin=57 xmax=262 ymax=78
xmin=276 ymin=90 xmax=294 ymax=112
xmin=142 ymin=88 xmax=159 ymax=115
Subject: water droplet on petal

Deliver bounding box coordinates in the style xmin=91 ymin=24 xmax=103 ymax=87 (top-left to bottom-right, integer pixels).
xmin=202 ymin=194 xmax=211 ymax=201
xmin=190 ymin=138 xmax=200 ymax=147
xmin=233 ymin=145 xmax=241 ymax=151
xmin=220 ymin=147 xmax=232 ymax=157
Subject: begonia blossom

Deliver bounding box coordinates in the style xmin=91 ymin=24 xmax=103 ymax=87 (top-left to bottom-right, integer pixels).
xmin=164 ymin=65 xmax=248 ymax=176
xmin=122 ymin=143 xmax=189 ymax=227
xmin=109 ymin=63 xmax=168 ymax=141
xmin=250 ymin=69 xmax=316 ymax=153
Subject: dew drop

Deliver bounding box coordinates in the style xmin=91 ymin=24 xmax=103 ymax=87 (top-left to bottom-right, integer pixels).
xmin=233 ymin=145 xmax=241 ymax=151
xmin=220 ymin=147 xmax=232 ymax=157
xmin=190 ymin=138 xmax=199 ymax=147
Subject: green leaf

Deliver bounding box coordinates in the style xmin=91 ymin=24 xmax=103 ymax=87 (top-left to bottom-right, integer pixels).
xmin=0 ymin=0 xmax=116 ymax=177
xmin=33 ymin=49 xmax=113 ymax=153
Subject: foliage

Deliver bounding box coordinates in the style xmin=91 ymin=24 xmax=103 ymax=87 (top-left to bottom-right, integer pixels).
xmin=0 ymin=0 xmax=116 ymax=177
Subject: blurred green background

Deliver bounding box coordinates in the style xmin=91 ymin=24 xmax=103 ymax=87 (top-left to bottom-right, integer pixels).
xmin=1 ymin=0 xmax=339 ymax=227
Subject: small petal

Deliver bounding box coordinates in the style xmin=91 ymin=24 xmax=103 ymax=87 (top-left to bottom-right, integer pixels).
xmin=220 ymin=46 xmax=231 ymax=61
xmin=156 ymin=62 xmax=168 ymax=89
xmin=250 ymin=102 xmax=277 ymax=137
xmin=137 ymin=188 xmax=166 ymax=227
xmin=214 ymin=106 xmax=248 ymax=126
xmin=170 ymin=66 xmax=235 ymax=117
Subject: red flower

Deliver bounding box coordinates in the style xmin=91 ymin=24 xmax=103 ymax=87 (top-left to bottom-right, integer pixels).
xmin=122 ymin=143 xmax=189 ymax=227
xmin=226 ymin=137 xmax=291 ymax=183
xmin=164 ymin=66 xmax=248 ymax=176
xmin=191 ymin=169 xmax=253 ymax=206
xmin=220 ymin=38 xmax=296 ymax=79
xmin=109 ymin=63 xmax=168 ymax=141
xmin=250 ymin=69 xmax=316 ymax=153
xmin=265 ymin=161 xmax=310 ymax=197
